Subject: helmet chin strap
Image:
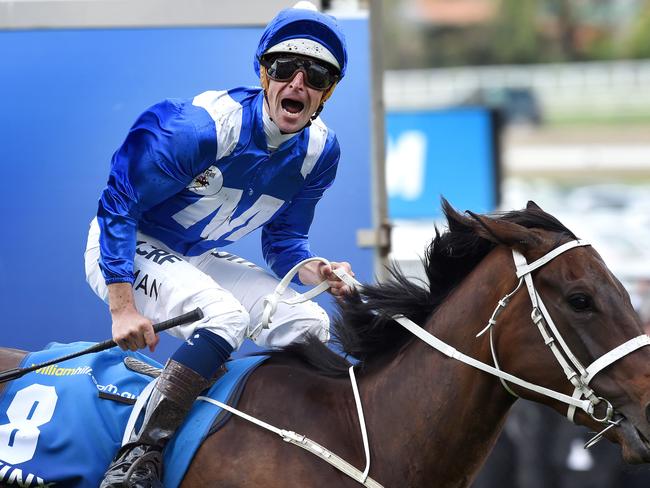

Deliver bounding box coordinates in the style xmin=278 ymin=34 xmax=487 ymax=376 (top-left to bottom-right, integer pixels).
xmin=260 ymin=67 xmax=336 ymax=133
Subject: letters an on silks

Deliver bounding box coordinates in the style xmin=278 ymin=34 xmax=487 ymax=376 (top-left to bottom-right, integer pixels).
xmin=132 ymin=269 xmax=160 ymax=301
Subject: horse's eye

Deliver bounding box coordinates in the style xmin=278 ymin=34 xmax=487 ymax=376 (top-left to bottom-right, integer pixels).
xmin=568 ymin=293 xmax=593 ymax=312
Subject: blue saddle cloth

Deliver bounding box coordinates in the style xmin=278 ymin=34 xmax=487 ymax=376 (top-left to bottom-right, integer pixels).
xmin=163 ymin=354 xmax=267 ymax=486
xmin=0 ymin=342 xmax=267 ymax=488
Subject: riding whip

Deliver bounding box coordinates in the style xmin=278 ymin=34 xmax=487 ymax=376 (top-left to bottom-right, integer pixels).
xmin=0 ymin=307 xmax=204 ymax=384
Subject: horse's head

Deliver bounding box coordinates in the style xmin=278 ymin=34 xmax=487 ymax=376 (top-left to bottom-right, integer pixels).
xmin=462 ymin=201 xmax=650 ymax=463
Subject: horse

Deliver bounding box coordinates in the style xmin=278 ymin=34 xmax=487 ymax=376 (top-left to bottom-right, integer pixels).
xmin=0 ymin=348 xmax=27 ymax=398
xmin=1 ymin=200 xmax=650 ymax=487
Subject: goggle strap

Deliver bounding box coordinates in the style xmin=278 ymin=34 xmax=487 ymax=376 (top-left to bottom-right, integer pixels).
xmin=260 ymin=67 xmax=270 ymax=92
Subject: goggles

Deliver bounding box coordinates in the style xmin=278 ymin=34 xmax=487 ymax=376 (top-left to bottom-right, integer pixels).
xmin=261 ymin=55 xmax=339 ymax=91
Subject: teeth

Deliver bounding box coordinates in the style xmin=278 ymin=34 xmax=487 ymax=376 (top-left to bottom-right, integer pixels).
xmin=282 ymin=107 xmax=301 ymax=116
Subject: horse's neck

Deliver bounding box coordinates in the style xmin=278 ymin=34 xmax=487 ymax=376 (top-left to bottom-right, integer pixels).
xmin=0 ymin=347 xmax=26 ymax=372
xmin=361 ymin=250 xmax=516 ymax=488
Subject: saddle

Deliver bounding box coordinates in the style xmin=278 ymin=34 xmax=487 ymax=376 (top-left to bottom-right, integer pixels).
xmin=123 ymin=355 xmax=268 ymax=487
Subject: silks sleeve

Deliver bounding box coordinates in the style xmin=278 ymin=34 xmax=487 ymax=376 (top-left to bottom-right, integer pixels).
xmin=261 ymin=139 xmax=340 ymax=285
xmin=97 ymin=99 xmax=216 ymax=284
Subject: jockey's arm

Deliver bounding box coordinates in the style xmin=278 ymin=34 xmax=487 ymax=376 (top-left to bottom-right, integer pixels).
xmin=98 ymin=102 xmax=205 ymax=354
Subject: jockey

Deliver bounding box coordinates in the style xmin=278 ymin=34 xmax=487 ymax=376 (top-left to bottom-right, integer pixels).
xmin=84 ymin=2 xmax=352 ymax=486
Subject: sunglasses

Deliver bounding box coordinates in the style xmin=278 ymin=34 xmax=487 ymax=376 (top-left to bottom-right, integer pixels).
xmin=261 ymin=55 xmax=339 ymax=91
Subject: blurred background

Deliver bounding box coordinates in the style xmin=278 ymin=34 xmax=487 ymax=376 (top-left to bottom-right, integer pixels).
xmin=379 ymin=1 xmax=650 ymax=487
xmin=2 ymin=0 xmax=650 ymax=486
xmin=383 ymin=0 xmax=650 ymax=329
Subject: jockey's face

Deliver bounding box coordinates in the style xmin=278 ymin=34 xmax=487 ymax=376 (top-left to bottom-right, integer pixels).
xmin=265 ymin=70 xmax=325 ymax=134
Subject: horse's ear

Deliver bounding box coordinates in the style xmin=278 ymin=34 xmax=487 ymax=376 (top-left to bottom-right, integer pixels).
xmin=466 ymin=211 xmax=543 ymax=251
xmin=526 ymin=200 xmax=543 ymax=211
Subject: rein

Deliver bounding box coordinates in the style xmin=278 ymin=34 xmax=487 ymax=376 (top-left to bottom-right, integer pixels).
xmin=198 ymin=257 xmax=383 ymax=488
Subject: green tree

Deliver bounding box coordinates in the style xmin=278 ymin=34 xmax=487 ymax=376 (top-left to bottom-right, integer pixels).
xmin=490 ymin=0 xmax=540 ymax=64
xmin=625 ymin=0 xmax=650 ymax=58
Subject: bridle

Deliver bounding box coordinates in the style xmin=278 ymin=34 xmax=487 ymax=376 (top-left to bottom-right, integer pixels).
xmin=333 ymin=239 xmax=650 ymax=448
xmin=231 ymin=240 xmax=650 ymax=487
xmin=476 ymin=239 xmax=650 ymax=446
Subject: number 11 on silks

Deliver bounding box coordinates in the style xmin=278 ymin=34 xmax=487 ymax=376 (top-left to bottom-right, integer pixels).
xmin=0 ymin=384 xmax=58 ymax=464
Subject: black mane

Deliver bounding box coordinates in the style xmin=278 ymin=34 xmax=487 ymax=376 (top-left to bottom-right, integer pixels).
xmin=269 ymin=200 xmax=576 ymax=377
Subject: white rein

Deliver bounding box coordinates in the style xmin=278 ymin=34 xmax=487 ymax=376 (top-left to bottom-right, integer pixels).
xmin=204 ymin=257 xmax=382 ymax=488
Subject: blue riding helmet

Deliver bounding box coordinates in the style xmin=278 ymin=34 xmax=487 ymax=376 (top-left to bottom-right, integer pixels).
xmin=254 ymin=7 xmax=348 ymax=79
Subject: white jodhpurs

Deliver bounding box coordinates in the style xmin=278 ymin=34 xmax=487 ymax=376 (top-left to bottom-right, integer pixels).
xmin=84 ymin=219 xmax=330 ymax=349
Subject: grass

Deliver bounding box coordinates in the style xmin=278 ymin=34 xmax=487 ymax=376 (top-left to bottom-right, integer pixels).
xmin=546 ymin=112 xmax=650 ymax=126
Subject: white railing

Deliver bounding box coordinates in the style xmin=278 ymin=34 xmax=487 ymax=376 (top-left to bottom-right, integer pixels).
xmin=385 ymin=59 xmax=650 ymax=115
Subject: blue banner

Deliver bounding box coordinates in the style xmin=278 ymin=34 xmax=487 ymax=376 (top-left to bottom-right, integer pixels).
xmin=386 ymin=108 xmax=498 ymax=219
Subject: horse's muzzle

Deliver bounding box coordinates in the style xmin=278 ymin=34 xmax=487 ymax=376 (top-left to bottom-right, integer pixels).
xmin=615 ymin=417 xmax=650 ymax=464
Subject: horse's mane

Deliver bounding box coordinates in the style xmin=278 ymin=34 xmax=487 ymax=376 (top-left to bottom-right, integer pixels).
xmin=269 ymin=199 xmax=576 ymax=377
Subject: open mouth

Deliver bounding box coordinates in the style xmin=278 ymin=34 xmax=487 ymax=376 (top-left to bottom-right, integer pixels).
xmin=281 ymin=98 xmax=305 ymax=115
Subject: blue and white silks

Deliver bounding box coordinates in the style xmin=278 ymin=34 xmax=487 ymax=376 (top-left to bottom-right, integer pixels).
xmin=97 ymin=87 xmax=340 ymax=286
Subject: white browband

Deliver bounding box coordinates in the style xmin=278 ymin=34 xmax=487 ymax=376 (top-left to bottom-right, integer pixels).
xmin=515 ymin=239 xmax=590 ymax=278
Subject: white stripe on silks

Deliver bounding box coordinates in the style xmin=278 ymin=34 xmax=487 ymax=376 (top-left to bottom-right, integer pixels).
xmin=301 ymin=118 xmax=328 ymax=179
xmin=193 ymin=90 xmax=243 ymax=161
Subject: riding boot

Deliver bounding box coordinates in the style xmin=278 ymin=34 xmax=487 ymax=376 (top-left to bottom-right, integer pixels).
xmin=100 ymin=359 xmax=211 ymax=488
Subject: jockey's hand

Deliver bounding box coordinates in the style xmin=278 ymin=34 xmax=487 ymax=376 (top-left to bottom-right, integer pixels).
xmin=299 ymin=260 xmax=355 ymax=299
xmin=112 ymin=308 xmax=159 ymax=352
xmin=321 ymin=261 xmax=355 ymax=298
xmin=107 ymin=282 xmax=159 ymax=352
